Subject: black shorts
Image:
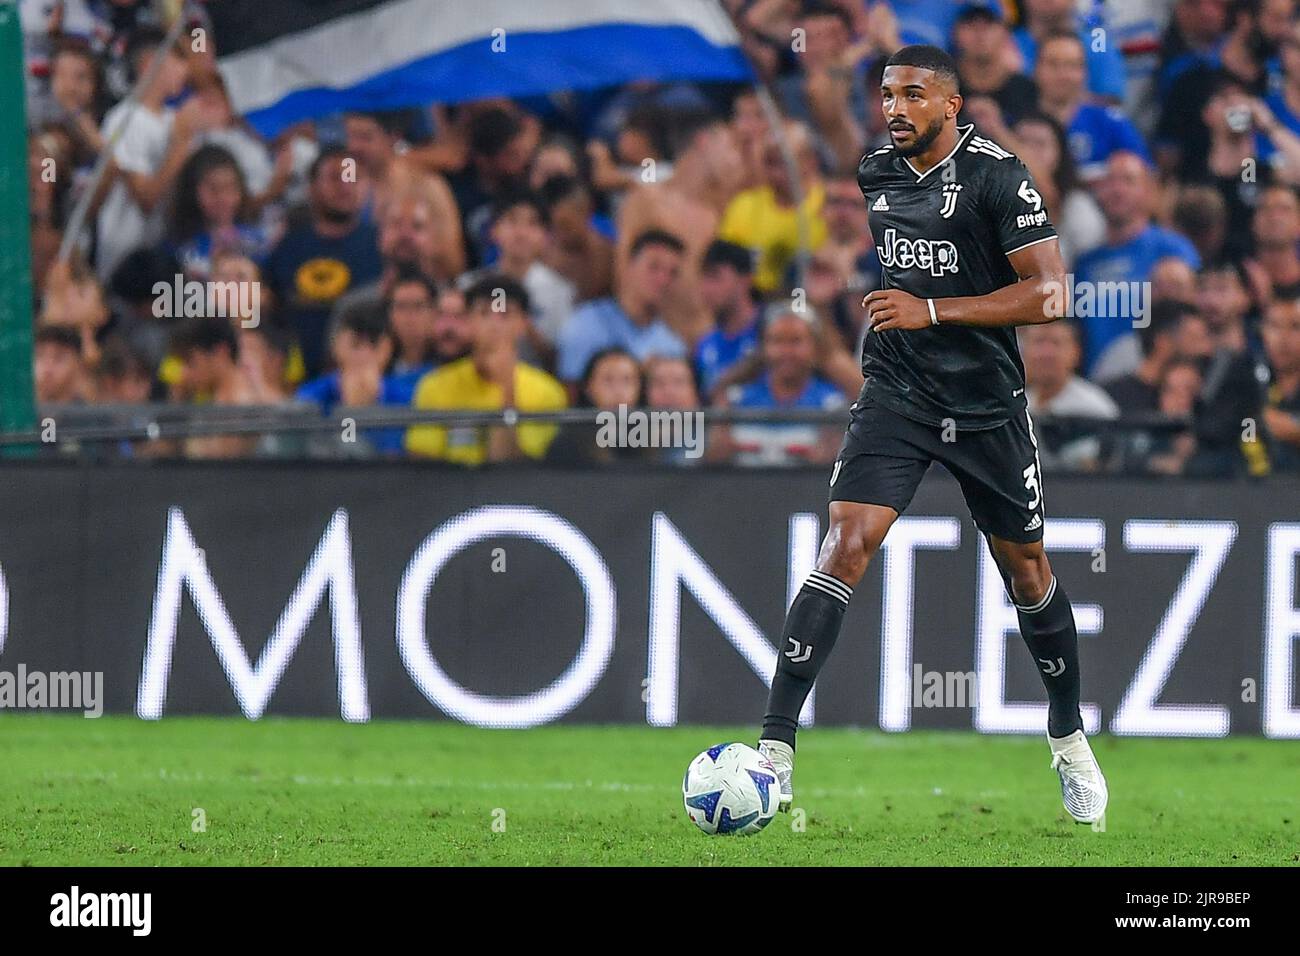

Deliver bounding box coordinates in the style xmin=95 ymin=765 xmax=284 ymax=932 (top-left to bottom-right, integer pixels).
xmin=829 ymin=396 xmax=1046 ymax=544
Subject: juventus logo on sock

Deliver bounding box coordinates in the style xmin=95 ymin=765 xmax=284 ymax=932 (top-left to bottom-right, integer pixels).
xmin=785 ymin=637 xmax=813 ymax=663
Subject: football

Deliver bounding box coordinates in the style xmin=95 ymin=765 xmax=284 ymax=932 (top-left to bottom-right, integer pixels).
xmin=682 ymin=742 xmax=780 ymax=836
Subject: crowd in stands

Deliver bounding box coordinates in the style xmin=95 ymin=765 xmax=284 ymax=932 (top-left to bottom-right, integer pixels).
xmin=20 ymin=0 xmax=1300 ymax=475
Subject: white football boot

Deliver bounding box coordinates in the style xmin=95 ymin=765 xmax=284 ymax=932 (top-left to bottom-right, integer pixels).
xmin=757 ymin=739 xmax=795 ymax=812
xmin=1048 ymin=730 xmax=1108 ymax=825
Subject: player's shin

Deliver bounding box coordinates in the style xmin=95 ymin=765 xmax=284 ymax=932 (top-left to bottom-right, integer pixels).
xmin=1014 ymin=576 xmax=1084 ymax=739
xmin=760 ymin=570 xmax=852 ymax=747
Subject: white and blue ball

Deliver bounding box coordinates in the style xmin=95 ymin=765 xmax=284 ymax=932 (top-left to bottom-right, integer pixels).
xmin=682 ymin=742 xmax=779 ymax=836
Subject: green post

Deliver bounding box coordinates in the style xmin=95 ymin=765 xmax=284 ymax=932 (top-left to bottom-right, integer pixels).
xmin=0 ymin=1 xmax=34 ymax=435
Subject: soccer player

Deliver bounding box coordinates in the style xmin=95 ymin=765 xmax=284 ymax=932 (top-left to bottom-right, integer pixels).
xmin=757 ymin=45 xmax=1108 ymax=825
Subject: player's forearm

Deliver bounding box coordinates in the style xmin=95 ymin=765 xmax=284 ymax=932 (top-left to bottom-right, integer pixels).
xmin=933 ymin=274 xmax=1064 ymax=329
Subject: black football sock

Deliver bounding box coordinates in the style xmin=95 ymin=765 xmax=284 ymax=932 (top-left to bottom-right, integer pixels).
xmin=761 ymin=570 xmax=852 ymax=748
xmin=1015 ymin=576 xmax=1084 ymax=739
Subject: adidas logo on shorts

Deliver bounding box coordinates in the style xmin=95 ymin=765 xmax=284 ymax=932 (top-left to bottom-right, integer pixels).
xmin=1023 ymin=514 xmax=1043 ymax=532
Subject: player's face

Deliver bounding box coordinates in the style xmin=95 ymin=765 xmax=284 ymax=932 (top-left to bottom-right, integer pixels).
xmin=880 ymin=66 xmax=955 ymax=157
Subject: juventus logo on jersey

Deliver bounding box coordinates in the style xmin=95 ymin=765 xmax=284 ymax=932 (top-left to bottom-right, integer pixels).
xmin=940 ymin=183 xmax=963 ymax=219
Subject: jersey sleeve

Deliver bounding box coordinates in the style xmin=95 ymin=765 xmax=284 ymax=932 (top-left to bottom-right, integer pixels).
xmin=982 ymin=159 xmax=1058 ymax=257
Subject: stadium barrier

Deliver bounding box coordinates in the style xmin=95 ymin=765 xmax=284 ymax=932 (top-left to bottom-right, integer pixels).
xmin=0 ymin=460 xmax=1295 ymax=737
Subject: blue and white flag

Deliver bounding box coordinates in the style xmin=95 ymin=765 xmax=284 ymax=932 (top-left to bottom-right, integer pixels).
xmin=212 ymin=0 xmax=752 ymax=137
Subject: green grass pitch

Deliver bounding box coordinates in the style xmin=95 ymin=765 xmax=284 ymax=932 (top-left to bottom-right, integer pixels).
xmin=0 ymin=715 xmax=1295 ymax=866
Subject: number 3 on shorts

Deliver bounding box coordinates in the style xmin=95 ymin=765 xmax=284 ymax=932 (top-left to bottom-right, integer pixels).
xmin=1022 ymin=461 xmax=1041 ymax=511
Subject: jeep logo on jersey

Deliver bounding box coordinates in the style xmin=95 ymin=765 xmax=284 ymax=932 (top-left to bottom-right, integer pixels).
xmin=876 ymin=228 xmax=960 ymax=277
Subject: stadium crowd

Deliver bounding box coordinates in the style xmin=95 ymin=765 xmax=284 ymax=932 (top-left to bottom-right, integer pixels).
xmin=19 ymin=0 xmax=1300 ymax=475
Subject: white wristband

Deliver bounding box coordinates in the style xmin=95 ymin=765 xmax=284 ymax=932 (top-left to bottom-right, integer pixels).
xmin=927 ymin=298 xmax=938 ymax=326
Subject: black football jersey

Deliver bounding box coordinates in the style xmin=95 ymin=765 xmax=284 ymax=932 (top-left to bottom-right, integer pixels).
xmin=857 ymin=124 xmax=1058 ymax=429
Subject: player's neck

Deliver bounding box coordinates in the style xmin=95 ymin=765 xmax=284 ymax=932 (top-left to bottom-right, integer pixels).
xmin=907 ymin=123 xmax=961 ymax=177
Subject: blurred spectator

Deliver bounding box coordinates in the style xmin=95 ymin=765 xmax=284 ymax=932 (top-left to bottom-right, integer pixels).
xmin=1150 ymin=255 xmax=1199 ymax=306
xmin=448 ymin=106 xmax=538 ymax=266
xmin=694 ymin=239 xmax=761 ymax=395
xmin=35 ymin=39 xmax=106 ymax=160
xmin=169 ymin=318 xmax=258 ymax=458
xmin=719 ymin=121 xmax=827 ymax=293
xmin=1198 ymin=259 xmax=1255 ymax=353
xmin=430 ymin=284 xmax=473 ymax=366
xmin=717 ymin=306 xmax=845 ymax=467
xmin=1187 ymin=73 xmax=1300 ymax=258
xmin=820 ymin=172 xmax=881 ymax=296
xmin=616 ymin=111 xmax=743 ymax=343
xmin=1245 ymin=183 xmax=1300 ymax=306
xmin=384 ymin=271 xmax=438 ymax=402
xmin=1015 ymin=0 xmax=1127 ymax=102
xmin=1261 ymin=297 xmax=1300 ymax=470
xmin=645 ymin=354 xmax=702 ymax=410
xmin=264 ymin=147 xmax=381 ymax=376
xmin=295 ymin=308 xmax=413 ymax=454
xmin=1035 ymin=31 xmax=1149 ymax=180
xmin=539 ymin=174 xmax=615 ymax=303
xmin=93 ymin=337 xmax=154 ymax=404
xmin=1144 ymin=358 xmax=1203 ymax=474
xmin=1104 ymin=300 xmax=1199 ymax=412
xmin=407 ymin=275 xmax=566 ymax=464
xmin=1011 ymin=111 xmax=1105 ymax=266
xmin=1171 ymin=184 xmax=1229 ymax=264
xmin=34 ymin=324 xmax=88 ymax=404
xmin=39 ymin=257 xmax=110 ymax=370
xmin=544 ymin=348 xmax=648 ymax=465
xmin=167 ymin=144 xmax=270 ymax=280
xmin=1073 ymin=151 xmax=1201 ymax=376
xmin=953 ymin=5 xmax=1038 ymax=124
xmin=776 ymin=2 xmax=898 ymax=173
xmin=556 ymin=229 xmax=687 ymax=387
xmin=94 ymin=27 xmax=202 ymax=281
xmin=330 ymin=176 xmax=466 ymax=348
xmin=1021 ymin=320 xmax=1119 ymax=470
xmin=462 ymin=191 xmax=575 ymax=365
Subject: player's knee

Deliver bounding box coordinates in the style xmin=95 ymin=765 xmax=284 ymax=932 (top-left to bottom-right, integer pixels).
xmin=819 ymin=515 xmax=883 ymax=584
xmin=1008 ymin=551 xmax=1053 ymax=607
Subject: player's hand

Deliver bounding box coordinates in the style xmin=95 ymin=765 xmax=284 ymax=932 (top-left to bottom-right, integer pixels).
xmin=863 ymin=289 xmax=931 ymax=331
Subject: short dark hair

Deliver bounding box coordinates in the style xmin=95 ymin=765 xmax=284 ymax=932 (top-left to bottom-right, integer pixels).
xmin=702 ymin=239 xmax=754 ymax=275
xmin=310 ymin=145 xmax=352 ymax=182
xmin=344 ymin=110 xmax=405 ymax=137
xmin=578 ymin=347 xmax=640 ymax=407
xmin=884 ymin=44 xmax=961 ymax=91
xmin=387 ymin=268 xmax=440 ymax=307
xmin=336 ymin=305 xmax=391 ymax=345
xmin=469 ymin=108 xmax=524 ymax=158
xmin=538 ymin=173 xmax=587 ymax=209
xmin=1037 ymin=29 xmax=1085 ymax=57
xmin=34 ymin=324 xmax=82 ymax=353
xmin=463 ymin=274 xmax=531 ymax=314
xmin=124 ymin=26 xmax=177 ymax=81
xmin=96 ymin=338 xmax=152 ymax=381
xmin=1140 ymin=300 xmax=1198 ymax=356
xmin=171 ymin=318 xmax=238 ymax=359
xmin=629 ymin=229 xmax=685 ymax=260
xmin=490 ymin=190 xmax=549 ymax=228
